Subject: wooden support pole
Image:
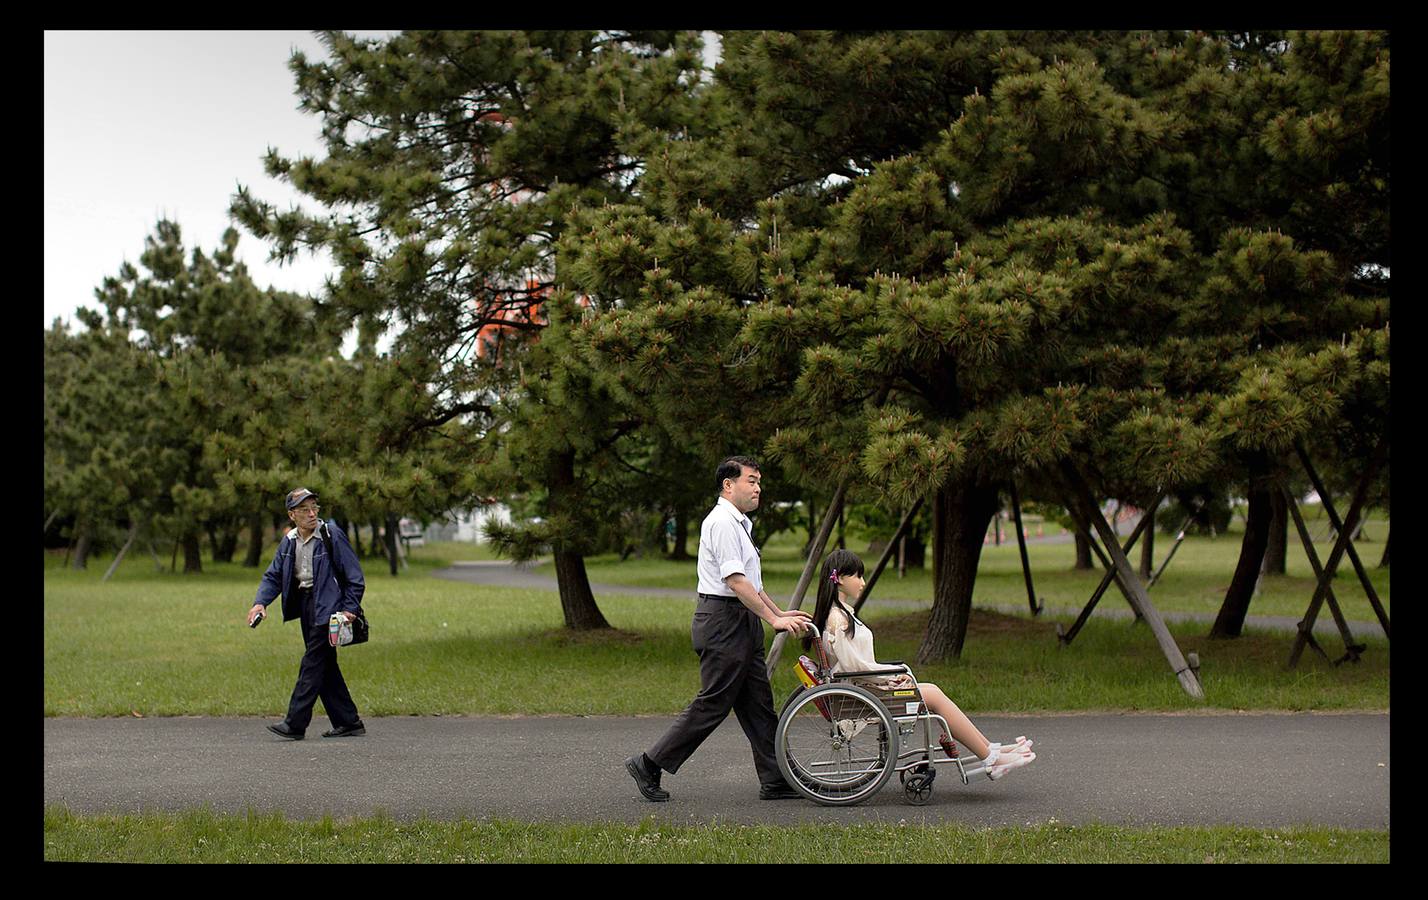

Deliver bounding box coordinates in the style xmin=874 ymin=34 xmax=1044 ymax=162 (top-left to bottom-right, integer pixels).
xmin=1282 ymin=484 xmax=1364 ymax=663
xmin=1293 ymin=441 xmax=1390 ymax=639
xmin=853 ymin=496 xmax=924 ymax=616
xmin=1288 ymin=445 xmax=1386 ymax=668
xmin=145 ymin=538 xmax=165 ymax=572
xmin=1062 ymin=498 xmax=1141 ymax=619
xmin=1063 ymin=462 xmax=1204 ymax=699
xmin=766 ymin=480 xmax=849 ymax=677
xmin=1008 ymin=482 xmax=1042 ymax=616
xmin=1146 ymin=501 xmax=1201 ymax=589
xmin=101 ymin=522 xmax=139 ymax=582
xmin=1057 ymin=492 xmax=1164 ymax=647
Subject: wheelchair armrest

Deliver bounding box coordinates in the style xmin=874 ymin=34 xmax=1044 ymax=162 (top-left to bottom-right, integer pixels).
xmin=835 ymin=668 xmax=910 ymax=678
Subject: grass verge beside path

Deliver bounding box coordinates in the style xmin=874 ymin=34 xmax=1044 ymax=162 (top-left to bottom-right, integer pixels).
xmin=43 ymin=806 xmax=1388 ymax=863
xmin=44 ymin=552 xmax=1388 ymax=715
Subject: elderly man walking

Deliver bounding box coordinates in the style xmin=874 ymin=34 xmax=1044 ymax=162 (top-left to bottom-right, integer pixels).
xmin=247 ymin=487 xmax=367 ymax=740
xmin=625 ymin=457 xmax=812 ymax=801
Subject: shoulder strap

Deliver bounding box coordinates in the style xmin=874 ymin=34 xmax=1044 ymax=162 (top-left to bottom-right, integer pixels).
xmin=321 ymin=522 xmax=348 ymax=592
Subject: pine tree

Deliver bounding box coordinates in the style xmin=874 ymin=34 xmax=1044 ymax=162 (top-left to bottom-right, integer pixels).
xmin=44 ymin=323 xmax=157 ymax=568
xmin=63 ymin=220 xmax=337 ymax=572
xmin=232 ymin=31 xmax=714 ymax=628
xmin=568 ymin=30 xmax=1388 ymax=677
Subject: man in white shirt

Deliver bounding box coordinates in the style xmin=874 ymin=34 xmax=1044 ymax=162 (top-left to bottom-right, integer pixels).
xmin=626 ymin=457 xmax=812 ymax=801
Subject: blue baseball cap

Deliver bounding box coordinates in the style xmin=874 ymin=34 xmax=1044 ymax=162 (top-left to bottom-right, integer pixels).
xmin=285 ymin=487 xmax=319 ymax=510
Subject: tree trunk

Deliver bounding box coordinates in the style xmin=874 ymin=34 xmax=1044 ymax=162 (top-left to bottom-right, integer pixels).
xmin=1379 ymin=530 xmax=1389 ymax=568
xmin=1210 ymin=459 xmax=1272 ymax=638
xmin=243 ymin=512 xmax=265 ymax=568
xmin=548 ymin=449 xmax=609 ymax=630
xmin=1261 ymin=489 xmax=1287 ymax=575
xmin=670 ymin=502 xmax=692 ymax=560
xmin=553 ymin=546 xmax=609 ymax=629
xmin=384 ymin=512 xmax=400 ymax=576
xmin=1139 ymin=507 xmax=1156 ymax=580
xmin=916 ymin=478 xmax=1001 ymax=663
xmin=1074 ymin=531 xmax=1094 ymax=570
xmin=215 ymin=527 xmax=239 ymax=564
xmin=70 ymin=520 xmax=92 ymax=570
xmin=182 ymin=531 xmax=204 ymax=574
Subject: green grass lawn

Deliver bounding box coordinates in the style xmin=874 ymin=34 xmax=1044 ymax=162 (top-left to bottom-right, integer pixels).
xmin=42 ymin=531 xmax=1390 ymax=864
xmin=42 ymin=806 xmax=1388 ymax=863
xmin=43 ymin=522 xmax=1389 ymax=716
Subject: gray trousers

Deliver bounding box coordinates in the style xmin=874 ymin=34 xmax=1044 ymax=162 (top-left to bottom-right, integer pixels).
xmin=646 ymin=594 xmax=783 ymax=786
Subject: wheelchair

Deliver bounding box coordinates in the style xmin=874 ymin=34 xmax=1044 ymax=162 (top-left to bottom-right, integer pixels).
xmin=775 ymin=624 xmax=994 ymax=806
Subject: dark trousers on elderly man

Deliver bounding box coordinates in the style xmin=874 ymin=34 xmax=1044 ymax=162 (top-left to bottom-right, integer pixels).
xmin=646 ymin=594 xmax=783 ymax=786
xmin=283 ymin=587 xmax=360 ymax=731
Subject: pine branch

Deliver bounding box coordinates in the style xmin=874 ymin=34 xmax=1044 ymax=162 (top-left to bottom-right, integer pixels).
xmin=383 ymin=401 xmax=493 ymax=449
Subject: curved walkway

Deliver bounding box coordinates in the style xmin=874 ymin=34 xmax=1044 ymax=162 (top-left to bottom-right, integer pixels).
xmin=43 ymin=713 xmax=1389 ymax=828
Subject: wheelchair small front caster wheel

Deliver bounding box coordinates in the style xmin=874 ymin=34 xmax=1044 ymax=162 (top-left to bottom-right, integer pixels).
xmin=899 ymin=763 xmax=930 ymax=785
xmin=903 ymin=768 xmax=935 ymax=805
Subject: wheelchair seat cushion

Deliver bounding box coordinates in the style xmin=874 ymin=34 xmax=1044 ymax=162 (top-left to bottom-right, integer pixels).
xmin=848 ymin=672 xmax=916 ymax=692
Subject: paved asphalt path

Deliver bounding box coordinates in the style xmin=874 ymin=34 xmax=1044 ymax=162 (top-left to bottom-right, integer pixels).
xmin=44 ymin=713 xmax=1389 ymax=828
xmin=432 ymin=561 xmax=1388 ymax=637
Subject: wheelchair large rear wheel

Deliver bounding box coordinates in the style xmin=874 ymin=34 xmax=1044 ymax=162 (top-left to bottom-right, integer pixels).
xmin=775 ymin=683 xmax=897 ymax=806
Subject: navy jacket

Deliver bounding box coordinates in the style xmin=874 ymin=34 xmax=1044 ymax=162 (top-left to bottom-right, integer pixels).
xmin=253 ymin=520 xmax=365 ymax=626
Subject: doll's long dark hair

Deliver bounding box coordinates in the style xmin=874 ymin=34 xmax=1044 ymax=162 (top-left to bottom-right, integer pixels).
xmin=803 ymin=548 xmax=865 ymax=652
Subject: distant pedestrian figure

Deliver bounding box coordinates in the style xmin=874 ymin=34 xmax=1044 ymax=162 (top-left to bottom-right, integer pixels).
xmin=247 ymin=487 xmax=367 ymax=740
xmin=625 ymin=457 xmax=812 ymax=801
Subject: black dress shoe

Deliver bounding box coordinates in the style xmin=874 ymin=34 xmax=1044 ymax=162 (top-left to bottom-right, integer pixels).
xmin=266 ymin=722 xmax=304 ymax=740
xmin=625 ymin=755 xmax=670 ymax=802
xmin=759 ymin=781 xmax=802 ymax=800
xmin=322 ymin=721 xmax=366 ymax=738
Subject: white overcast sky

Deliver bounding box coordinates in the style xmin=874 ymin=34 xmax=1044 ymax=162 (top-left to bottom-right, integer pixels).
xmin=44 ymin=30 xmax=721 ymax=333
xmin=44 ymin=31 xmax=370 ymax=329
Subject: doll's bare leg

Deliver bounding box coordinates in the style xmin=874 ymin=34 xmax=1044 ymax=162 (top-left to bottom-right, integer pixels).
xmin=919 ymin=682 xmax=1032 ymax=764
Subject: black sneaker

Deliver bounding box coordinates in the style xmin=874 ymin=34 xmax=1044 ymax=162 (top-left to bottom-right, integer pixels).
xmin=625 ymin=755 xmax=670 ymax=802
xmin=266 ymin=721 xmax=304 ymax=741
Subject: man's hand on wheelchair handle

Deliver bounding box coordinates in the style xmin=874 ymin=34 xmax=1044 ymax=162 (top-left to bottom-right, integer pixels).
xmin=776 ymin=615 xmax=811 ymax=636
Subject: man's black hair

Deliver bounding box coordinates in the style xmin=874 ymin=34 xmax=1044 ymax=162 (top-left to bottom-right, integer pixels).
xmin=715 ymin=456 xmax=761 ymax=492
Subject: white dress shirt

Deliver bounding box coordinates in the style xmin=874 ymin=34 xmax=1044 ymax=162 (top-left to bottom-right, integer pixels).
xmin=696 ymin=497 xmax=763 ymax=596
